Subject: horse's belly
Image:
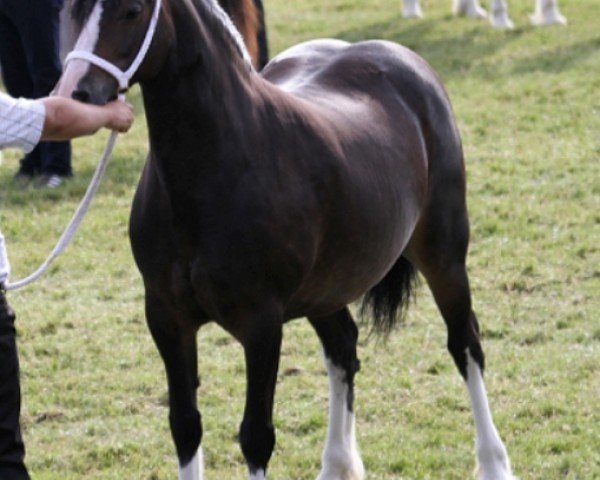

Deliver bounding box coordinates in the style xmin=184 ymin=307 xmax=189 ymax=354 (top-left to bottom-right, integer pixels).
xmin=284 ymin=185 xmax=422 ymax=319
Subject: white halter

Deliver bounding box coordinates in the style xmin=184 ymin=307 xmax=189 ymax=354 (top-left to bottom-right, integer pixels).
xmin=65 ymin=0 xmax=162 ymax=93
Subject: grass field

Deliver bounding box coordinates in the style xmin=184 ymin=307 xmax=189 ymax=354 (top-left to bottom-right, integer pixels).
xmin=1 ymin=0 xmax=598 ymax=478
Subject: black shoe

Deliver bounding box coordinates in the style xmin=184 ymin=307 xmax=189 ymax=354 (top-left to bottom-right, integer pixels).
xmin=35 ymin=174 xmax=65 ymax=189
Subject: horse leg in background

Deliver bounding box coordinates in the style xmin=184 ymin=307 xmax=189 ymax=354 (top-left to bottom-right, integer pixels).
xmin=489 ymin=0 xmax=515 ymax=28
xmin=453 ymin=0 xmax=488 ymax=18
xmin=531 ymin=0 xmax=567 ymax=25
xmin=219 ymin=0 xmax=264 ymax=69
xmin=308 ymin=309 xmax=365 ymax=480
xmin=238 ymin=309 xmax=283 ymax=479
xmin=408 ymin=195 xmax=515 ymax=479
xmin=403 ymin=0 xmax=424 ymax=18
xmin=145 ymin=293 xmax=204 ymax=480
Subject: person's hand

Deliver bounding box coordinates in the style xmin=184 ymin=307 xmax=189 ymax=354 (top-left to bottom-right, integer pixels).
xmin=105 ymin=101 xmax=135 ymax=133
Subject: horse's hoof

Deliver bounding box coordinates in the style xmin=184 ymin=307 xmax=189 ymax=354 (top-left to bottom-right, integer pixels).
xmin=530 ymin=10 xmax=567 ymax=26
xmin=316 ymin=460 xmax=365 ymax=480
xmin=491 ymin=12 xmax=515 ymax=29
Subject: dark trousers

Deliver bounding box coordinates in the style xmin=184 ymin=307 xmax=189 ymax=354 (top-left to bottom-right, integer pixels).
xmin=0 ymin=0 xmax=71 ymax=177
xmin=0 ymin=291 xmax=29 ymax=480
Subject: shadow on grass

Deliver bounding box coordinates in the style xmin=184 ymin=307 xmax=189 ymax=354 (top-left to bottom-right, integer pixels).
xmin=0 ymin=154 xmax=146 ymax=214
xmin=331 ymin=14 xmax=600 ymax=80
xmin=333 ymin=14 xmax=526 ymax=78
xmin=510 ymin=35 xmax=600 ymax=74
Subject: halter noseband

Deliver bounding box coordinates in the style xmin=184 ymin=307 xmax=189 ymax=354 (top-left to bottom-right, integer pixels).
xmin=65 ymin=0 xmax=162 ymax=94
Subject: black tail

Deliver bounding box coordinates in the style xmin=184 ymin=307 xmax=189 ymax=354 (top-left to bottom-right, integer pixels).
xmin=360 ymin=256 xmax=418 ymax=335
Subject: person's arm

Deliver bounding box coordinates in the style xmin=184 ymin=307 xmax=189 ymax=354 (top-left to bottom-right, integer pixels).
xmin=39 ymin=97 xmax=135 ymax=141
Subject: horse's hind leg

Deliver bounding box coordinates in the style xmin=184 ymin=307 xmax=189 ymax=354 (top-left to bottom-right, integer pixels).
xmin=407 ymin=192 xmax=514 ymax=479
xmin=308 ymin=308 xmax=365 ymax=480
xmin=145 ymin=292 xmax=203 ymax=480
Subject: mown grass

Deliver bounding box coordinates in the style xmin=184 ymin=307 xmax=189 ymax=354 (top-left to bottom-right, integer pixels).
xmin=1 ymin=0 xmax=598 ymax=478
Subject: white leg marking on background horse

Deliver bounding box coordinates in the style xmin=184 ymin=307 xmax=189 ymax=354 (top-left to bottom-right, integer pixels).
xmin=490 ymin=0 xmax=515 ymax=28
xmin=453 ymin=0 xmax=488 ymax=18
xmin=249 ymin=469 xmax=266 ymax=480
xmin=531 ymin=0 xmax=567 ymax=25
xmin=465 ymin=350 xmax=516 ymax=480
xmin=178 ymin=447 xmax=204 ymax=480
xmin=403 ymin=0 xmax=424 ymax=18
xmin=55 ymin=1 xmax=104 ymax=97
xmin=316 ymin=357 xmax=365 ymax=480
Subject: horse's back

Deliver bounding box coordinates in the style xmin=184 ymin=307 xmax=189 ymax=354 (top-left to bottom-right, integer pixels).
xmin=263 ymin=39 xmax=451 ymax=112
xmin=262 ymin=38 xmax=462 ymax=174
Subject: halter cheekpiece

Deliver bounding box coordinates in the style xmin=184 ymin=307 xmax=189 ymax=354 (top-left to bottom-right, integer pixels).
xmin=65 ymin=0 xmax=162 ymax=93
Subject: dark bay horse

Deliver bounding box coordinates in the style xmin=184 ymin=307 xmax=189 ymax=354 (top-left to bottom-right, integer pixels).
xmin=57 ymin=0 xmax=515 ymax=478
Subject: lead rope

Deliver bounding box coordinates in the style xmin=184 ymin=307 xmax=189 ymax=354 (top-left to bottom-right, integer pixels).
xmin=4 ymin=127 xmax=120 ymax=291
xmin=3 ymin=0 xmax=161 ymax=291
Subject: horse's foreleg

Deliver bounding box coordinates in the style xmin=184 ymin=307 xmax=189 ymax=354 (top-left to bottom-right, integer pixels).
xmin=145 ymin=293 xmax=204 ymax=480
xmin=309 ymin=309 xmax=365 ymax=480
xmin=423 ymin=265 xmax=515 ymax=480
xmin=238 ymin=309 xmax=283 ymax=479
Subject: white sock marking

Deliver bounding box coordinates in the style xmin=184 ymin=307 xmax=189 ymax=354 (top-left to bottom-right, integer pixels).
xmin=490 ymin=0 xmax=515 ymax=28
xmin=453 ymin=0 xmax=488 ymax=18
xmin=531 ymin=0 xmax=567 ymax=25
xmin=465 ymin=350 xmax=515 ymax=480
xmin=403 ymin=0 xmax=424 ymax=18
xmin=179 ymin=447 xmax=204 ymax=480
xmin=317 ymin=357 xmax=365 ymax=480
xmin=55 ymin=1 xmax=104 ymax=97
xmin=249 ymin=469 xmax=266 ymax=480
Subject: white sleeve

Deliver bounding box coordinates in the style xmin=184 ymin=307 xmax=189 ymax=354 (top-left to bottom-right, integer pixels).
xmin=0 ymin=93 xmax=46 ymax=153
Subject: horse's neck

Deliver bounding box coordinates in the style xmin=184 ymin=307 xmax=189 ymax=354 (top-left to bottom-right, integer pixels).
xmin=141 ymin=0 xmax=259 ymax=186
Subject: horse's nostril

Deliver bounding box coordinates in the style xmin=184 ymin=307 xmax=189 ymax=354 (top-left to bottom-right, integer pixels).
xmin=71 ymin=89 xmax=91 ymax=103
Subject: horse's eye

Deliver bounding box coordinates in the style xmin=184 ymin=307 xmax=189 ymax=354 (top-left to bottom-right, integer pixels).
xmin=124 ymin=3 xmax=143 ymax=20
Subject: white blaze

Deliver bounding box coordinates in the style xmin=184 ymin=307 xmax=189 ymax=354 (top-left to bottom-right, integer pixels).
xmin=55 ymin=1 xmax=104 ymax=97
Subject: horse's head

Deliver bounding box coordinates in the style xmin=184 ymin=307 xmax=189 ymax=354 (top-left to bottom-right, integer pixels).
xmin=56 ymin=0 xmax=171 ymax=104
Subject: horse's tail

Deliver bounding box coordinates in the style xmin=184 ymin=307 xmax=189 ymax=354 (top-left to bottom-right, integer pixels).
xmin=360 ymin=255 xmax=418 ymax=335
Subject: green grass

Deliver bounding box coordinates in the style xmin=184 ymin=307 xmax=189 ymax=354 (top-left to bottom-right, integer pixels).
xmin=1 ymin=0 xmax=598 ymax=478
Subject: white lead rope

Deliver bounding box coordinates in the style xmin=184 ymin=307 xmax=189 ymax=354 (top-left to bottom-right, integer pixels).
xmin=4 ymin=129 xmax=119 ymax=291
xmin=2 ymin=0 xmax=162 ymax=291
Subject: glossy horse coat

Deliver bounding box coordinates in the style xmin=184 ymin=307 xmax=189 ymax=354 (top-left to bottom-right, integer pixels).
xmin=58 ymin=0 xmax=514 ymax=478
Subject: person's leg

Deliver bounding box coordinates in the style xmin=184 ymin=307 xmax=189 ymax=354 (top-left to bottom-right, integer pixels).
xmin=0 ymin=9 xmax=40 ymax=177
xmin=0 ymin=290 xmax=30 ymax=480
xmin=14 ymin=0 xmax=72 ymax=180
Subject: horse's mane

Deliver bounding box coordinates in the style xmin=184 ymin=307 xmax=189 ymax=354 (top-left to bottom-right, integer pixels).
xmin=218 ymin=0 xmax=259 ymax=64
xmin=71 ymin=0 xmax=97 ymax=23
xmin=187 ymin=0 xmax=254 ymax=69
